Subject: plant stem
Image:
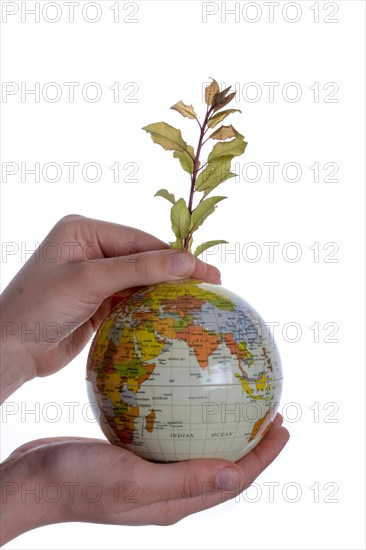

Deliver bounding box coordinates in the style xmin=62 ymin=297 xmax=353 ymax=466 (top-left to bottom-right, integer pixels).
xmin=184 ymin=106 xmax=213 ymax=250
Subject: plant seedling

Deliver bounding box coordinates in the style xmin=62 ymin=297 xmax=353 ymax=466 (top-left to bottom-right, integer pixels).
xmin=142 ymin=78 xmax=248 ymax=257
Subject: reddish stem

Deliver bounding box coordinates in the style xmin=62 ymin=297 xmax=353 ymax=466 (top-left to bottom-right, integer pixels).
xmin=184 ymin=106 xmax=214 ymax=250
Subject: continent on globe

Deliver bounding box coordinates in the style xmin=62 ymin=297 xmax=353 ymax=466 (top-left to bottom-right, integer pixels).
xmin=86 ymin=279 xmax=283 ymax=462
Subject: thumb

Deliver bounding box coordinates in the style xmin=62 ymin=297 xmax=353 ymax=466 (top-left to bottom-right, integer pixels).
xmin=79 ymin=249 xmax=221 ymax=300
xmin=132 ymin=458 xmax=244 ymax=505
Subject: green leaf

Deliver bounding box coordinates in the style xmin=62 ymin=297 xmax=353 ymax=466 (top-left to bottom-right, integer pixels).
xmin=204 ymin=78 xmax=220 ymax=106
xmin=208 ymin=137 xmax=247 ymax=163
xmin=171 ymin=100 xmax=197 ymax=120
xmin=154 ymin=188 xmax=176 ymax=204
xmin=209 ymin=124 xmax=243 ymax=141
xmin=213 ymin=91 xmax=237 ymax=113
xmin=173 ymin=144 xmax=195 ymax=174
xmin=170 ymin=198 xmax=191 ymax=240
xmin=191 ymin=196 xmax=227 ymax=232
xmin=207 ymin=109 xmax=241 ymax=129
xmin=194 ymin=240 xmax=228 ymax=257
xmin=142 ymin=122 xmax=188 ymax=153
xmin=195 ymin=157 xmax=236 ymax=192
xmin=169 ymin=238 xmax=184 ymax=250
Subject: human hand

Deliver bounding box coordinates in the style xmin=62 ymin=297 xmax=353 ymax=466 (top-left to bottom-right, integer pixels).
xmin=0 ymin=215 xmax=221 ymax=402
xmin=0 ymin=414 xmax=289 ymax=545
xmin=0 ymin=215 xmax=289 ymax=545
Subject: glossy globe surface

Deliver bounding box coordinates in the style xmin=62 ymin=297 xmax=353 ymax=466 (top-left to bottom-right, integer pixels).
xmin=86 ymin=279 xmax=283 ymax=462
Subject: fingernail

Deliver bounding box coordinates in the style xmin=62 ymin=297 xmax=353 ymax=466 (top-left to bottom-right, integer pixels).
xmin=167 ymin=252 xmax=195 ymax=277
xmin=216 ymin=467 xmax=242 ymax=491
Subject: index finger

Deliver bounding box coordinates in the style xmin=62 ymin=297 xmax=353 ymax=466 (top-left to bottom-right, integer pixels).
xmin=52 ymin=214 xmax=170 ymax=260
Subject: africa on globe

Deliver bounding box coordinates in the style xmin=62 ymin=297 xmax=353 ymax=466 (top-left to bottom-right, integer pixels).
xmin=86 ymin=280 xmax=283 ymax=462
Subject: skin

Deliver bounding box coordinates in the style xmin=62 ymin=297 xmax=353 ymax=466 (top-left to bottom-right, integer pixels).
xmin=0 ymin=215 xmax=289 ymax=545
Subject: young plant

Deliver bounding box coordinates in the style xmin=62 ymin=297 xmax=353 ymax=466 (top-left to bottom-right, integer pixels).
xmin=142 ymin=78 xmax=247 ymax=257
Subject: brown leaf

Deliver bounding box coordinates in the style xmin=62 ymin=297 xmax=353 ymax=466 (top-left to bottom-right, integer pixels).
xmin=212 ymin=86 xmax=232 ymax=108
xmin=212 ymin=91 xmax=237 ymax=113
xmin=170 ymin=100 xmax=197 ymax=120
xmin=204 ymin=78 xmax=220 ymax=106
xmin=209 ymin=124 xmax=243 ymax=141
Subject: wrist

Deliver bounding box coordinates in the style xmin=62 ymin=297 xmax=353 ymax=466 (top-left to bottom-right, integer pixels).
xmin=0 ymin=341 xmax=36 ymax=404
xmin=0 ymin=450 xmax=65 ymax=545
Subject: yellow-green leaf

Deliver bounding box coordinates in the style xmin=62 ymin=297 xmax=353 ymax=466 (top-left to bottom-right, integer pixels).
xmin=207 ymin=109 xmax=241 ymax=129
xmin=142 ymin=122 xmax=188 ymax=152
xmin=155 ymin=188 xmax=176 ymax=204
xmin=173 ymin=144 xmax=195 ymax=174
xmin=169 ymin=238 xmax=184 ymax=250
xmin=191 ymin=196 xmax=227 ymax=232
xmin=209 ymin=124 xmax=244 ymax=141
xmin=187 ymin=235 xmax=193 ymax=253
xmin=171 ymin=100 xmax=197 ymax=120
xmin=195 ymin=158 xmax=235 ymax=192
xmin=171 ymin=198 xmax=191 ymax=240
xmin=208 ymin=137 xmax=247 ymax=163
xmin=204 ymin=78 xmax=220 ymax=106
xmin=194 ymin=240 xmax=228 ymax=257
xmin=213 ymin=91 xmax=237 ymax=113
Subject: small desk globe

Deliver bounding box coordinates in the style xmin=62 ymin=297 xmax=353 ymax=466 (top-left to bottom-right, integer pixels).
xmin=86 ymin=279 xmax=283 ymax=463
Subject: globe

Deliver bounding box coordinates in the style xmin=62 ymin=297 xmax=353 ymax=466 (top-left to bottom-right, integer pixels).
xmin=86 ymin=279 xmax=283 ymax=462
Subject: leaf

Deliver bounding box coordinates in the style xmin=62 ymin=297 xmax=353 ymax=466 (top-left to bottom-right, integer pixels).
xmin=142 ymin=122 xmax=188 ymax=152
xmin=209 ymin=124 xmax=244 ymax=141
xmin=212 ymin=86 xmax=232 ymax=108
xmin=195 ymin=157 xmax=236 ymax=192
xmin=154 ymin=188 xmax=176 ymax=204
xmin=170 ymin=198 xmax=191 ymax=240
xmin=194 ymin=240 xmax=228 ymax=257
xmin=204 ymin=78 xmax=220 ymax=106
xmin=213 ymin=91 xmax=237 ymax=113
xmin=171 ymin=100 xmax=197 ymax=120
xmin=169 ymin=238 xmax=184 ymax=250
xmin=208 ymin=136 xmax=247 ymax=163
xmin=173 ymin=144 xmax=195 ymax=174
xmin=191 ymin=196 xmax=227 ymax=232
xmin=207 ymin=109 xmax=241 ymax=129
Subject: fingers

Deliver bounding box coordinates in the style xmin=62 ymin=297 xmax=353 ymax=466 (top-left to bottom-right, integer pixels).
xmin=52 ymin=215 xmax=171 ymax=261
xmin=78 ymin=249 xmax=221 ymax=300
xmin=123 ymin=416 xmax=289 ymax=513
xmin=132 ymin=456 xmax=244 ymax=506
xmin=6 ymin=424 xmax=289 ymax=529
xmin=272 ymin=412 xmax=284 ymax=427
xmin=90 ymin=220 xmax=170 ymax=258
xmin=236 ymin=424 xmax=290 ymax=486
xmin=50 ymin=216 xmax=221 ymax=294
xmin=114 ymin=422 xmax=290 ymax=526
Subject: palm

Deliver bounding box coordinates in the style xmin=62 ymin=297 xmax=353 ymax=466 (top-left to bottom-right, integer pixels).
xmin=5 ymin=416 xmax=288 ymax=526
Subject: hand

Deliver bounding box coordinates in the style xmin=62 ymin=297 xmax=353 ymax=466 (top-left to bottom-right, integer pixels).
xmin=0 ymin=414 xmax=289 ymax=544
xmin=0 ymin=215 xmax=289 ymax=545
xmin=0 ymin=215 xmax=221 ymax=402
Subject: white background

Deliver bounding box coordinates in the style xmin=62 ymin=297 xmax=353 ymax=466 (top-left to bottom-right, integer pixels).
xmin=1 ymin=1 xmax=365 ymax=549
